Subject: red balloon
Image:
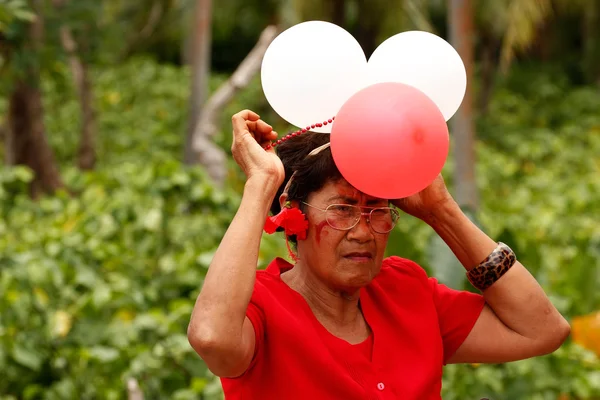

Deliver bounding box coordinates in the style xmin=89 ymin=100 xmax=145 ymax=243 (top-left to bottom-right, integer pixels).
xmin=330 ymin=82 xmax=449 ymax=199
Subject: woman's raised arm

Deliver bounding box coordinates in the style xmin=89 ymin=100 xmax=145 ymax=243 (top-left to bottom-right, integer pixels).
xmin=394 ymin=175 xmax=570 ymax=364
xmin=187 ymin=110 xmax=283 ymax=377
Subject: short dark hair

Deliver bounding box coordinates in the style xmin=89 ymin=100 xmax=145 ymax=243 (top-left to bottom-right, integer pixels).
xmin=270 ymin=132 xmax=343 ymax=244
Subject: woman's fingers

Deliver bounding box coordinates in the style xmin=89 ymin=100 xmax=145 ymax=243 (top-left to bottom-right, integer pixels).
xmin=258 ymin=131 xmax=278 ymax=148
xmin=238 ymin=110 xmax=261 ymax=122
xmin=231 ymin=110 xmax=279 ymax=150
xmin=232 ymin=110 xmax=260 ymax=138
xmin=246 ymin=120 xmax=278 ymax=142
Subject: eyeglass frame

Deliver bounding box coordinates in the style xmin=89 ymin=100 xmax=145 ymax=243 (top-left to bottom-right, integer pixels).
xmin=301 ymin=202 xmax=400 ymax=234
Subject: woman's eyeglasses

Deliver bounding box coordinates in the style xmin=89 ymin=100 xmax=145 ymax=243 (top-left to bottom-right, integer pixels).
xmin=302 ymin=202 xmax=399 ymax=234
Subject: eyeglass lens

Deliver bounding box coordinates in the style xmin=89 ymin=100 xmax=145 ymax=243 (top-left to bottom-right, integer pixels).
xmin=325 ymin=205 xmax=398 ymax=233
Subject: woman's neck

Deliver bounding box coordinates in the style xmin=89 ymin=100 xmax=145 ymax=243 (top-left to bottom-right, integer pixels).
xmin=281 ymin=262 xmax=368 ymax=340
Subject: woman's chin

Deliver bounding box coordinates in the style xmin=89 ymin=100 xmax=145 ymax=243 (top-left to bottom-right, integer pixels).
xmin=335 ymin=259 xmax=379 ymax=288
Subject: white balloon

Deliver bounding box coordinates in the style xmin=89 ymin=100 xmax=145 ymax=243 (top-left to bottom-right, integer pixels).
xmin=261 ymin=21 xmax=368 ymax=133
xmin=367 ymin=31 xmax=466 ymax=121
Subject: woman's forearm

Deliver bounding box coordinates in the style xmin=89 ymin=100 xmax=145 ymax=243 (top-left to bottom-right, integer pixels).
xmin=189 ymin=176 xmax=279 ymax=343
xmin=428 ymin=200 xmax=570 ymax=342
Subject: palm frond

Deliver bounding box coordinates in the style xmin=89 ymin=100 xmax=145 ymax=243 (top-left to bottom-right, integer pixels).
xmin=500 ymin=0 xmax=553 ymax=73
xmin=403 ymin=0 xmax=435 ymax=33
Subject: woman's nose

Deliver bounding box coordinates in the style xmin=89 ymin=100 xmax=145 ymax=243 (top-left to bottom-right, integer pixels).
xmin=348 ymin=212 xmax=374 ymax=239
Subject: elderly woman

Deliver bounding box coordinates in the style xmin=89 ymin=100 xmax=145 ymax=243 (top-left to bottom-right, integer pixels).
xmin=188 ymin=110 xmax=570 ymax=399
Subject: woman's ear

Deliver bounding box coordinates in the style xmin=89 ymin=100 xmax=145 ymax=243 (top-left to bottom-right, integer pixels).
xmin=279 ymin=193 xmax=300 ymax=210
xmin=279 ymin=192 xmax=288 ymax=210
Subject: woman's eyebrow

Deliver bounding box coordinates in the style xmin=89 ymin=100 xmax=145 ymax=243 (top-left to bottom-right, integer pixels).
xmin=326 ymin=195 xmax=358 ymax=204
xmin=326 ymin=195 xmax=386 ymax=205
xmin=366 ymin=199 xmax=387 ymax=205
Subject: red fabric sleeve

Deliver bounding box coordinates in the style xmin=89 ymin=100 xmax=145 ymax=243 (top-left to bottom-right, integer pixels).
xmin=244 ymin=292 xmax=266 ymax=371
xmin=429 ymin=277 xmax=485 ymax=364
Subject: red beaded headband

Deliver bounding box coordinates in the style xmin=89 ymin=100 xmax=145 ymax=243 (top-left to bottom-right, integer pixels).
xmin=264 ymin=116 xmax=335 ymax=150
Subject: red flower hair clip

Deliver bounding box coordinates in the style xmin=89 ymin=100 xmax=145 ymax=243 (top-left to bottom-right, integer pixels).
xmin=264 ymin=202 xmax=308 ymax=240
xmin=264 ymin=202 xmax=309 ymax=262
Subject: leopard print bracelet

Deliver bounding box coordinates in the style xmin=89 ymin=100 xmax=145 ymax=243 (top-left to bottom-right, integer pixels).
xmin=466 ymin=242 xmax=516 ymax=291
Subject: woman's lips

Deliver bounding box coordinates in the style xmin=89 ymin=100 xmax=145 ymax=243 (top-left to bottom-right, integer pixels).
xmin=343 ymin=252 xmax=373 ymax=262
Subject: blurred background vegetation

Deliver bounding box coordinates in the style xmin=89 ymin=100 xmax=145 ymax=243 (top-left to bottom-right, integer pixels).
xmin=0 ymin=0 xmax=599 ymax=399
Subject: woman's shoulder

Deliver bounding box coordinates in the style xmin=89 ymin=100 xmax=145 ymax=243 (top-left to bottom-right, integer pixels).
xmin=381 ymin=256 xmax=429 ymax=277
xmin=255 ymin=258 xmax=291 ymax=284
xmin=250 ymin=258 xmax=294 ymax=301
xmin=372 ymin=256 xmax=431 ymax=289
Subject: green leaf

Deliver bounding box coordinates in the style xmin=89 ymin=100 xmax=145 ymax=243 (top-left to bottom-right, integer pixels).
xmin=88 ymin=346 xmax=120 ymax=363
xmin=142 ymin=208 xmax=163 ymax=232
xmin=92 ymin=284 xmax=112 ymax=308
xmin=11 ymin=345 xmax=42 ymax=371
xmin=11 ymin=9 xmax=35 ymax=22
xmin=22 ymin=384 xmax=43 ymax=400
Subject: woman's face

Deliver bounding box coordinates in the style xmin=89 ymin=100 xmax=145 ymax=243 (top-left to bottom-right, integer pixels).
xmin=296 ymin=179 xmax=391 ymax=291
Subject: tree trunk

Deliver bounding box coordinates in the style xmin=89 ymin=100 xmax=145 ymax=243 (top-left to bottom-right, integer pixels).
xmin=7 ymin=81 xmax=64 ymax=197
xmin=6 ymin=0 xmax=64 ymax=197
xmin=184 ymin=0 xmax=213 ymax=165
xmin=192 ymin=26 xmax=278 ymax=186
xmin=478 ymin=35 xmax=498 ymax=115
xmin=355 ymin=0 xmax=378 ymax=58
xmin=448 ymin=0 xmax=478 ymax=211
xmin=77 ymin=60 xmax=96 ymax=169
xmin=583 ymin=1 xmax=600 ymax=85
xmin=426 ymin=0 xmax=477 ymax=290
xmin=59 ymin=26 xmax=97 ymax=170
xmin=330 ymin=0 xmax=346 ymax=27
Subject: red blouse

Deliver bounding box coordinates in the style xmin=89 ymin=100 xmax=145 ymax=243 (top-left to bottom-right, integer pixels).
xmin=221 ymin=256 xmax=485 ymax=399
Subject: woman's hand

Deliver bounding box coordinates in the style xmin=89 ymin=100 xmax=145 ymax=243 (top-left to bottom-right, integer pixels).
xmin=231 ymin=110 xmax=284 ymax=188
xmin=391 ymin=174 xmax=457 ymax=224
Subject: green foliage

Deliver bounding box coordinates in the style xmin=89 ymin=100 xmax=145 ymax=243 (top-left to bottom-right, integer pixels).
xmin=42 ymin=58 xmax=191 ymax=167
xmin=0 ymin=0 xmax=599 ymax=384
xmin=0 ymin=160 xmax=236 ymax=399
xmin=442 ymin=344 xmax=600 ymax=400
xmin=478 ymin=66 xmax=600 ymax=318
xmin=0 ymin=0 xmax=35 ymax=33
xmin=2 ymin=55 xmax=599 ymax=398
